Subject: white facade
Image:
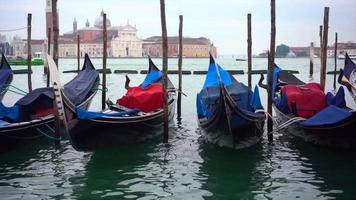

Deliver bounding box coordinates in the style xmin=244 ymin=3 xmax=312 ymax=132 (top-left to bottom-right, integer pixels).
xmin=111 ymin=23 xmax=142 ymax=57
xmin=59 ymin=42 xmax=111 ymax=58
xmin=12 ymin=37 xmax=26 ymax=57
xmin=59 ymin=43 xmax=77 ymax=57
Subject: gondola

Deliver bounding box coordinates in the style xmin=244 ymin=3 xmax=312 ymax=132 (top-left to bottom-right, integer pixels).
xmin=63 ymin=57 xmax=176 ymax=150
xmin=196 ymin=55 xmax=265 ymax=148
xmin=0 ymin=53 xmax=14 ymax=101
xmin=0 ymin=54 xmax=99 ymax=152
xmin=261 ymin=64 xmax=356 ymax=149
xmin=338 ymin=53 xmax=356 ymax=103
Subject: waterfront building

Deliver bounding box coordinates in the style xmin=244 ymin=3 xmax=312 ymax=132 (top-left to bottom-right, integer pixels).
xmin=327 ymin=42 xmax=356 ymax=57
xmin=143 ymin=36 xmax=217 ymax=58
xmin=111 ymin=23 xmax=143 ymax=57
xmin=12 ymin=37 xmax=45 ymax=58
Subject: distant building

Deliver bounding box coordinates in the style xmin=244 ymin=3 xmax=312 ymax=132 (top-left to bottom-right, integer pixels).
xmin=57 ymin=10 xmax=145 ymax=58
xmin=111 ymin=23 xmax=143 ymax=57
xmin=327 ymin=42 xmax=356 ymax=57
xmin=289 ymin=46 xmax=321 ymax=57
xmin=0 ymin=34 xmax=12 ymax=56
xmin=11 ymin=37 xmax=45 ymax=58
xmin=143 ymin=36 xmax=217 ymax=58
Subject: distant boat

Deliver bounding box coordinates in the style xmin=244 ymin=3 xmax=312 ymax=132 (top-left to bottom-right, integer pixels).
xmin=235 ymin=58 xmax=246 ymax=61
xmin=7 ymin=52 xmax=44 ymax=65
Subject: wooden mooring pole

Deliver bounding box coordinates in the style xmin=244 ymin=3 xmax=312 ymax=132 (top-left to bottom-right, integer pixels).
xmin=247 ymin=13 xmax=252 ymax=89
xmin=102 ymin=13 xmax=107 ymax=110
xmin=51 ymin=0 xmax=61 ymax=142
xmin=309 ymin=42 xmax=314 ymax=77
xmin=320 ymin=7 xmax=329 ymax=91
xmin=46 ymin=27 xmax=51 ymax=87
xmin=267 ymin=0 xmax=276 ymax=142
xmin=52 ymin=0 xmax=59 ymax=67
xmin=160 ymin=0 xmax=169 ymax=143
xmin=27 ymin=13 xmax=32 ymax=92
xmin=177 ymin=15 xmax=183 ymax=118
xmin=333 ymin=32 xmax=338 ymax=90
xmin=77 ymin=34 xmax=80 ymax=73
xmin=319 ymin=25 xmax=323 ymax=83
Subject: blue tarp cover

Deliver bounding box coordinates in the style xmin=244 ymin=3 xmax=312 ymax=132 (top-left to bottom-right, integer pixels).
xmin=0 ymin=102 xmax=20 ymax=122
xmin=197 ymin=86 xmax=220 ymax=118
xmin=63 ymin=54 xmax=99 ymax=105
xmin=140 ymin=71 xmax=162 ymax=89
xmin=0 ymin=120 xmax=10 ymax=127
xmin=202 ymin=62 xmax=233 ymax=89
xmin=250 ymin=85 xmax=263 ymax=110
xmin=0 ymin=87 xmax=53 ymax=122
xmin=197 ymin=58 xmax=262 ymax=118
xmin=300 ymin=105 xmax=353 ymax=127
xmin=76 ymin=107 xmax=140 ymax=119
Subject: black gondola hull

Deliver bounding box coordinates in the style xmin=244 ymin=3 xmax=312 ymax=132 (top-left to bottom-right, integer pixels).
xmin=0 ymin=117 xmax=55 ymax=152
xmin=274 ymin=105 xmax=356 ymax=149
xmin=68 ymin=99 xmax=176 ymax=151
xmin=198 ymin=92 xmax=265 ymax=148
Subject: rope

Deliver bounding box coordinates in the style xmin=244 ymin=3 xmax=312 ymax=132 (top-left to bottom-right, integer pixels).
xmin=0 ymin=26 xmax=28 ymax=32
xmin=35 ymin=127 xmax=61 ymax=141
xmin=2 ymin=84 xmax=27 ymax=96
xmin=255 ymin=109 xmax=306 ymax=135
xmin=92 ymin=85 xmax=108 ymax=92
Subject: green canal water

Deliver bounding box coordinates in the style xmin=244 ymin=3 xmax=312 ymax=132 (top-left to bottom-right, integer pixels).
xmin=0 ymin=58 xmax=356 ymax=199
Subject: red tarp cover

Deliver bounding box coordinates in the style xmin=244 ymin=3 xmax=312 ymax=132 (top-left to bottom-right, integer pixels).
xmin=281 ymin=83 xmax=326 ymax=118
xmin=116 ymin=83 xmax=163 ymax=113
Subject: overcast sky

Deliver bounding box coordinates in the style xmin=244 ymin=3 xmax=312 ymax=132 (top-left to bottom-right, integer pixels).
xmin=0 ymin=0 xmax=355 ymax=55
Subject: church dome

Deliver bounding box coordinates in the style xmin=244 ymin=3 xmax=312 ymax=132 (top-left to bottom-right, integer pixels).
xmin=94 ymin=10 xmax=111 ymax=28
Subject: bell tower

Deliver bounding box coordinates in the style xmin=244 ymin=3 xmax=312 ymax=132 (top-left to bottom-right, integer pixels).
xmin=45 ymin=0 xmax=58 ymax=39
xmin=73 ymin=18 xmax=77 ymax=33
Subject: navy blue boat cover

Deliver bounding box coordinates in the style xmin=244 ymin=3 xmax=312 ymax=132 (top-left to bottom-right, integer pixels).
xmin=326 ymin=86 xmax=346 ymax=108
xmin=197 ymin=56 xmax=262 ymax=118
xmin=63 ymin=54 xmax=99 ymax=105
xmin=0 ymin=87 xmax=54 ymax=122
xmin=300 ymin=105 xmax=353 ymax=127
xmin=0 ymin=53 xmax=13 ymax=90
xmin=344 ymin=54 xmax=356 ymax=80
xmin=76 ymin=107 xmax=140 ymax=119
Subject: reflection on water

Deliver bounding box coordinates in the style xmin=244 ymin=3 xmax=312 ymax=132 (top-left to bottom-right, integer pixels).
xmin=0 ymin=58 xmax=356 ymax=199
